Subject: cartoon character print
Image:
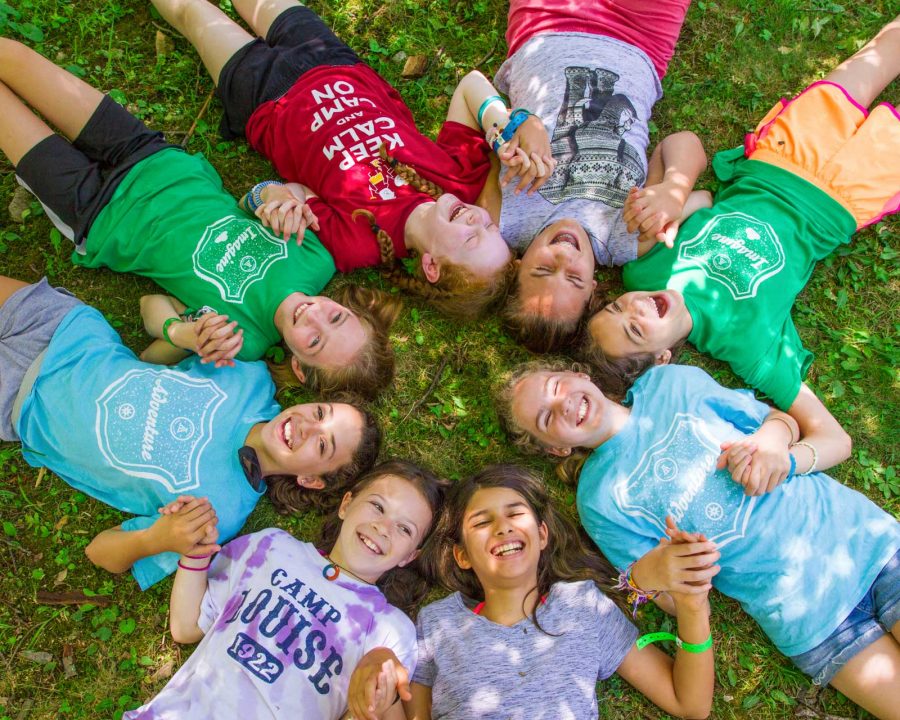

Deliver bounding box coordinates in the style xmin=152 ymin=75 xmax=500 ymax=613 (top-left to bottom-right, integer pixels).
xmin=365 ymin=158 xmax=408 ymax=201
xmin=678 ymin=211 xmax=786 ymax=299
xmin=95 ymin=368 xmax=227 ymax=493
xmin=540 ymin=67 xmax=645 ymax=207
xmin=615 ymin=413 xmax=756 ymax=547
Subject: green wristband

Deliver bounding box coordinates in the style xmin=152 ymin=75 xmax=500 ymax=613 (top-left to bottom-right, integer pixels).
xmin=161 ymin=316 xmax=182 ymax=347
xmin=636 ymin=631 xmax=712 ymax=653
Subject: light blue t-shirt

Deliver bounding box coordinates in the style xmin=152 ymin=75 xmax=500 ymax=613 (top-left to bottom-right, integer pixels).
xmin=16 ymin=305 xmax=281 ymax=589
xmin=578 ymin=365 xmax=900 ymax=656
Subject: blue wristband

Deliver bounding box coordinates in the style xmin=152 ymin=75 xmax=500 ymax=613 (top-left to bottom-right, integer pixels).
xmin=493 ymin=108 xmax=532 ymax=153
xmin=246 ymin=180 xmax=282 ymax=212
xmin=787 ymin=453 xmax=796 ymax=479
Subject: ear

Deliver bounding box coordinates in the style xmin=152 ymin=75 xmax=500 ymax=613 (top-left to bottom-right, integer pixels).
xmin=290 ymin=355 xmax=307 ymax=383
xmin=337 ymin=491 xmax=353 ymax=518
xmin=538 ymin=521 xmax=549 ymax=551
xmin=421 ymin=253 xmax=441 ymax=284
xmin=655 ymin=348 xmax=673 ymax=365
xmin=547 ymin=446 xmax=572 ymax=458
xmin=398 ymin=547 xmax=421 ymax=568
xmin=297 ymin=475 xmax=326 ymax=490
xmin=514 ymin=258 xmax=522 ymax=268
xmin=590 ymin=278 xmax=598 ymax=290
xmin=452 ymin=544 xmax=472 ymax=570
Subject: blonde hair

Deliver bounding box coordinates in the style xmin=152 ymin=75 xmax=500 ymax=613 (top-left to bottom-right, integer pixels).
xmin=350 ymin=146 xmax=514 ymax=320
xmin=268 ymin=285 xmax=403 ymax=400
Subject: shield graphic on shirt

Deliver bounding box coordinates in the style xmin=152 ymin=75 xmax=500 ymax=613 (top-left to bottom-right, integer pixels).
xmin=192 ymin=215 xmax=288 ymax=302
xmin=614 ymin=413 xmax=756 ymax=547
xmin=95 ymin=369 xmax=227 ymax=493
xmin=678 ymin=211 xmax=785 ymax=300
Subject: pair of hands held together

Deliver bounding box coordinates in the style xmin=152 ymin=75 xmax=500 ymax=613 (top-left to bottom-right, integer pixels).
xmin=148 ymin=495 xmax=221 ymax=560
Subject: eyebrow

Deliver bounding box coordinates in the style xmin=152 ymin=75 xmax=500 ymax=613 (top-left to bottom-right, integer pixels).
xmin=537 ymin=376 xmax=552 ymax=431
xmin=466 ymin=501 xmax=530 ymax=522
xmin=327 ymin=404 xmax=336 ymax=459
xmin=309 ymin=313 xmax=349 ymax=357
xmin=370 ymin=493 xmax=420 ymax=535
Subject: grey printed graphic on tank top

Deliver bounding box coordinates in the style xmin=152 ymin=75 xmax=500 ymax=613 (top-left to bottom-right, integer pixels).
xmin=494 ymin=33 xmax=662 ymax=266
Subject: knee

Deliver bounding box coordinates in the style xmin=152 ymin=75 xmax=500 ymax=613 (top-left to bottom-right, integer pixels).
xmin=0 ymin=38 xmax=32 ymax=70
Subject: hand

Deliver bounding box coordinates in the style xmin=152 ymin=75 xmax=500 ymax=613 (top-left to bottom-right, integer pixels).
xmin=147 ymin=496 xmax=221 ymax=557
xmin=158 ymin=495 xmax=199 ymax=515
xmin=256 ymin=182 xmax=319 ymax=244
xmin=498 ymin=115 xmax=557 ymax=195
xmin=718 ymin=435 xmax=792 ymax=497
xmin=347 ymin=648 xmax=411 ymax=720
xmin=623 ymin=183 xmax=689 ymax=246
xmin=191 ymin=313 xmax=243 ymax=368
xmin=631 ymin=518 xmax=720 ymax=596
xmin=663 ymin=518 xmax=713 ymax=613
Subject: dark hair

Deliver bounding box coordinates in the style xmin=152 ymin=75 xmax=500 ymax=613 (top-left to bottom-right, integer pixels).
xmin=265 ymin=395 xmax=382 ymax=514
xmin=500 ymin=274 xmax=589 ymax=354
xmin=268 ymin=285 xmax=403 ymax=400
xmin=319 ymin=459 xmax=450 ymax=617
xmin=428 ymin=464 xmax=616 ymax=633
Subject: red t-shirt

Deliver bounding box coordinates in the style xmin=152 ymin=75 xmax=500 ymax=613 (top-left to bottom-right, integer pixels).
xmin=246 ymin=63 xmax=492 ymax=272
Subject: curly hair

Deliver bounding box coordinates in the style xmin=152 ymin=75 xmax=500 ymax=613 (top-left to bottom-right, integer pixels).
xmin=265 ymin=394 xmax=382 ymax=515
xmin=268 ymin=285 xmax=402 ymax=400
xmin=318 ymin=459 xmax=450 ymax=617
xmin=426 ymin=464 xmax=617 ymax=633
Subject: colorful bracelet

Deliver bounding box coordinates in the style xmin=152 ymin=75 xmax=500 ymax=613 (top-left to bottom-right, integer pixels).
xmin=790 ymin=441 xmax=818 ymax=474
xmin=246 ymin=180 xmax=283 ymax=212
xmin=177 ymin=559 xmax=211 ymax=572
xmin=476 ymin=94 xmax=504 ymax=129
xmin=636 ymin=631 xmax=713 ymax=653
xmin=498 ymin=108 xmax=532 ymax=145
xmin=161 ymin=316 xmax=181 ymax=347
xmin=615 ymin=561 xmax=660 ymax=618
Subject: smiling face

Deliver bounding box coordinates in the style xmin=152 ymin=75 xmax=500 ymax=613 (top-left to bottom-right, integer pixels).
xmin=275 ymin=293 xmax=370 ymax=377
xmin=516 ymin=219 xmax=597 ymax=321
xmin=416 ymin=194 xmax=512 ymax=282
xmin=510 ymin=370 xmax=609 ymax=455
xmin=256 ymin=402 xmax=365 ymax=488
xmin=329 ymin=475 xmax=434 ymax=583
xmin=453 ymin=486 xmax=548 ymax=590
xmin=587 ymin=290 xmax=692 ymax=361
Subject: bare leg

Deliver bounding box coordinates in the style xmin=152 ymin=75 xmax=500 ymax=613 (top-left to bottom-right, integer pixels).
xmin=824 ymin=15 xmax=900 ymax=109
xmin=829 ymin=634 xmax=900 ymax=720
xmin=232 ymin=0 xmax=302 ymax=40
xmin=150 ymin=0 xmax=254 ymax=84
xmin=0 ymin=39 xmax=103 ymax=146
xmin=0 ymin=276 xmax=30 ymax=309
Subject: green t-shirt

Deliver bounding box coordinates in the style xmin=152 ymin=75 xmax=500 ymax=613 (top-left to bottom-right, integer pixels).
xmin=74 ymin=148 xmax=336 ymax=361
xmin=623 ymin=147 xmax=856 ymax=410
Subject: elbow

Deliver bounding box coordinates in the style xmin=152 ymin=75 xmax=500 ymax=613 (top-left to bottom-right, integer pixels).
xmin=170 ymin=621 xmax=204 ymax=645
xmin=84 ymin=540 xmax=127 ymax=575
xmin=683 ymin=709 xmax=711 ymax=720
xmin=836 ymin=428 xmax=853 ymax=464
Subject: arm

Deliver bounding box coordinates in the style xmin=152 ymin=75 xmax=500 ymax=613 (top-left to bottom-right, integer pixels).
xmin=169 ymin=551 xmax=212 ymax=644
xmin=405 ymin=682 xmax=432 ymax=720
xmin=346 ymin=647 xmax=413 ymax=720
xmin=630 ymin=131 xmax=709 ymax=252
xmin=139 ymin=295 xmax=192 ymax=365
xmin=717 ymin=408 xmax=799 ymax=496
xmin=786 ymin=382 xmax=853 ymax=473
xmin=239 ymin=181 xmax=319 ymax=244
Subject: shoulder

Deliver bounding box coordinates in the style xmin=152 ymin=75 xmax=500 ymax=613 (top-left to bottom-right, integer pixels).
xmin=418 ymin=593 xmax=467 ymax=626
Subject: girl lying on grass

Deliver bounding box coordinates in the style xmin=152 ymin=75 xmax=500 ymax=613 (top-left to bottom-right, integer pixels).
xmin=150 ymin=0 xmax=521 ymax=320
xmin=0 ymin=274 xmax=379 ymax=589
xmin=0 ymin=38 xmax=399 ymax=399
xmin=585 ymin=16 xmax=900 ymax=409
xmin=499 ymin=362 xmax=900 ymax=719
xmin=123 ymin=460 xmax=448 ymax=720
xmin=350 ymin=465 xmax=714 ymax=720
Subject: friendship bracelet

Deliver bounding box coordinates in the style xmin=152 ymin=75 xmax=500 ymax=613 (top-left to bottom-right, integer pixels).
xmin=185 ymin=553 xmax=212 ymax=560
xmin=790 ymin=441 xmax=818 ymax=474
xmin=636 ymin=631 xmax=713 ymax=653
xmin=161 ymin=316 xmax=181 ymax=347
xmin=246 ymin=180 xmax=283 ymax=212
xmin=763 ymin=415 xmax=797 ymax=444
xmin=499 ymin=108 xmax=532 ymax=144
xmin=787 ymin=452 xmax=797 ymax=479
xmin=476 ymin=94 xmax=504 ymax=129
xmin=614 ymin=561 xmax=659 ymax=618
xmin=177 ymin=560 xmax=211 ymax=572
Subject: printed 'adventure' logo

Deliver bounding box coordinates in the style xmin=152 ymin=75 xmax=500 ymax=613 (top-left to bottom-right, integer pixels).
xmin=678 ymin=211 xmax=784 ymax=299
xmin=193 ymin=215 xmax=288 ymax=302
xmin=95 ymin=369 xmax=227 ymax=493
xmin=615 ymin=413 xmax=756 ymax=547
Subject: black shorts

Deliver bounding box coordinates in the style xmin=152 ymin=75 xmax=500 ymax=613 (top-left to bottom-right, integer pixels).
xmin=15 ymin=95 xmax=174 ymax=246
xmin=216 ymin=5 xmax=359 ymax=139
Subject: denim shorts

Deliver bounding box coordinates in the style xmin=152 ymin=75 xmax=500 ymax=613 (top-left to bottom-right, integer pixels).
xmin=790 ymin=548 xmax=900 ymax=685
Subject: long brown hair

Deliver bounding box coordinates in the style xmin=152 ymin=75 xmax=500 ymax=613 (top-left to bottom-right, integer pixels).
xmin=268 ymin=285 xmax=403 ymax=400
xmin=318 ymin=459 xmax=450 ymax=617
xmin=500 ymin=275 xmax=590 ymax=354
xmin=265 ymin=395 xmax=382 ymax=514
xmin=350 ymin=146 xmax=514 ymax=320
xmin=427 ymin=465 xmax=617 ymax=633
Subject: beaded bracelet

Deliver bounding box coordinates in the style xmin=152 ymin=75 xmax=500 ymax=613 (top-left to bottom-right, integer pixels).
xmin=614 ymin=561 xmax=659 ymax=618
xmin=161 ymin=316 xmax=181 ymax=347
xmin=636 ymin=631 xmax=713 ymax=653
xmin=790 ymin=441 xmax=818 ymax=474
xmin=245 ymin=180 xmax=283 ymax=212
xmin=476 ymin=94 xmax=504 ymax=129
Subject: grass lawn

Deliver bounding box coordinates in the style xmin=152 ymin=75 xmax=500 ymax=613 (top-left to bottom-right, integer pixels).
xmin=0 ymin=0 xmax=897 ymax=718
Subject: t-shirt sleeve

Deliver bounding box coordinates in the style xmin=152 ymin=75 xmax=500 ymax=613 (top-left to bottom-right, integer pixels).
xmin=197 ymin=532 xmax=260 ymax=633
xmin=305 ymin=197 xmax=383 ymax=272
xmin=585 ymin=583 xmax=639 ymax=680
xmin=739 ymin=318 xmax=812 ymax=411
xmin=121 ymin=515 xmax=177 ymax=590
xmin=362 ymin=609 xmax=417 ymax=680
xmin=432 ymin=121 xmax=492 ymax=202
xmin=410 ymin=609 xmax=436 ymax=687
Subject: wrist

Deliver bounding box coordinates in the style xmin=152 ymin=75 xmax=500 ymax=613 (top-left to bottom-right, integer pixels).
xmin=169 ymin=318 xmax=197 ymax=352
xmin=178 ymin=554 xmax=213 ymax=572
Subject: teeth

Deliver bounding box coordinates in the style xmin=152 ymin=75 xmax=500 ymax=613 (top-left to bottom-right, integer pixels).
xmin=449 ymin=204 xmax=465 ymax=222
xmin=550 ymin=232 xmax=579 ymax=251
xmin=360 ymin=535 xmax=382 ymax=554
xmin=283 ymin=420 xmax=293 ymax=449
xmin=492 ymin=541 xmax=523 ymax=556
xmin=578 ymin=398 xmax=587 ymax=423
xmin=293 ymin=302 xmax=311 ymax=324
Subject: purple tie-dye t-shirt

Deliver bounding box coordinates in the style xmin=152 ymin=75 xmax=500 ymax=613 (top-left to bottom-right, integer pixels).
xmin=124 ymin=529 xmax=417 ymax=719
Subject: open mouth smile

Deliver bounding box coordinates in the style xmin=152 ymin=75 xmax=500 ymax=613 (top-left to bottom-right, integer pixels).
xmin=550 ymin=232 xmax=580 ymax=252
xmin=651 ymin=294 xmax=669 ymax=318
xmin=491 ymin=540 xmax=524 ymax=557
xmin=293 ymin=301 xmax=312 ymax=325
xmin=359 ymin=533 xmax=383 ymax=555
xmin=576 ymin=396 xmax=588 ymax=426
xmin=281 ymin=418 xmax=295 ymax=449
xmin=449 ymin=202 xmax=467 ymax=222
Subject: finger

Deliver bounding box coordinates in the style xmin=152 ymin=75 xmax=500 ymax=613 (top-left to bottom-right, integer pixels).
xmin=526 ymin=152 xmax=549 ymax=194
xmin=396 ymin=664 xmax=412 ymax=702
xmin=680 ymin=564 xmax=721 ymax=583
xmin=658 ymin=221 xmax=679 ymax=248
xmin=303 ymin=205 xmax=319 ymax=233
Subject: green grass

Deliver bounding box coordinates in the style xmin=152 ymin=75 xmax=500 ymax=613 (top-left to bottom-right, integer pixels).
xmin=0 ymin=0 xmax=897 ymax=718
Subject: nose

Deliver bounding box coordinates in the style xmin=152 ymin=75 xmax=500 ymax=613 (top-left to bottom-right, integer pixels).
xmin=372 ymin=516 xmax=390 ymax=537
xmin=494 ymin=517 xmax=514 ymax=535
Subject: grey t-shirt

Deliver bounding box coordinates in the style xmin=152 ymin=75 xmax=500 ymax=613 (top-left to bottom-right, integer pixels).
xmin=494 ymin=33 xmax=662 ymax=266
xmin=412 ymin=580 xmax=638 ymax=720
